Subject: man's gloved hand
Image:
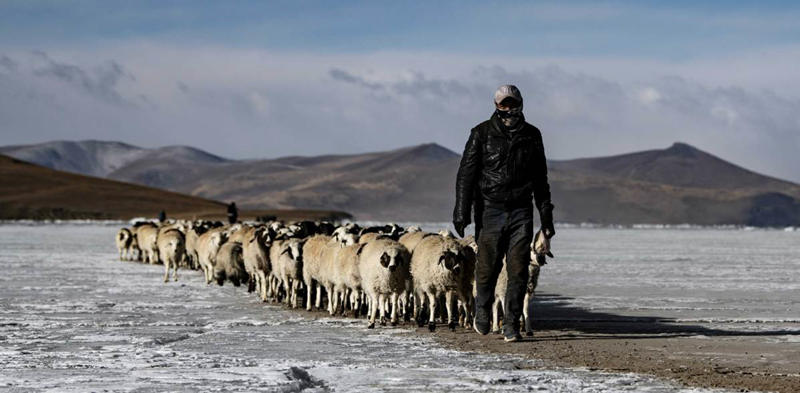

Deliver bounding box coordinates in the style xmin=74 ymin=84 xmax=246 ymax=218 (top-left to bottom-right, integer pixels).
xmin=453 ymin=221 xmax=466 ymax=238
xmin=540 ymin=204 xmax=555 ymax=239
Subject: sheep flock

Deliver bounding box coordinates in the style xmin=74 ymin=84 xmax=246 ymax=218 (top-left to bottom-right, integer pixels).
xmin=115 ymin=219 xmax=549 ymax=334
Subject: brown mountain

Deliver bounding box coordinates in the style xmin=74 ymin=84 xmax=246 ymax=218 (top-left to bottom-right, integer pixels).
xmin=3 ymin=140 xmax=799 ymax=226
xmin=0 ymin=154 xmax=349 ymax=221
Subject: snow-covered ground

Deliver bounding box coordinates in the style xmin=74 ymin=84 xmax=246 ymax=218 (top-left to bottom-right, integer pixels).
xmin=3 ymin=224 xmax=795 ymax=391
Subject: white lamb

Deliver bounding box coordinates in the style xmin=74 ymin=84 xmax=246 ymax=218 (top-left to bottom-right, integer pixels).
xmin=115 ymin=227 xmax=133 ymax=261
xmin=196 ymin=227 xmax=228 ymax=284
xmin=523 ymin=230 xmax=550 ymax=336
xmin=358 ymin=238 xmax=410 ymax=328
xmin=157 ymin=228 xmax=185 ymax=283
xmin=134 ymin=223 xmax=159 ymax=264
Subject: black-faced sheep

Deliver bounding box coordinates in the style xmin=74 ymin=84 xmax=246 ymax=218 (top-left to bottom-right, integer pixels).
xmin=410 ymin=234 xmax=472 ymax=331
xmin=358 ymin=238 xmax=410 ymax=328
xmin=242 ymin=227 xmax=272 ymax=301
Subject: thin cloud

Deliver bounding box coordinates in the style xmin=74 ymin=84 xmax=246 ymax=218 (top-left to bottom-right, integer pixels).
xmin=29 ymin=51 xmax=134 ymax=105
xmin=1 ymin=46 xmax=799 ymax=184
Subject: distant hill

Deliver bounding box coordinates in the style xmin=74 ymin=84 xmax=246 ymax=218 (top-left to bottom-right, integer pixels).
xmin=3 ymin=140 xmax=799 ymax=226
xmin=0 ymin=140 xmax=229 ymax=180
xmin=0 ymin=154 xmax=350 ymax=221
xmin=551 ymin=142 xmax=797 ymax=190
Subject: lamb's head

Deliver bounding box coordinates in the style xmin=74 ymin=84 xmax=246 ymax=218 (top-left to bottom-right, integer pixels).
xmin=337 ymin=232 xmax=359 ymax=247
xmin=331 ymin=227 xmax=346 ymax=243
xmin=283 ymin=238 xmax=305 ymax=263
xmin=405 ymin=225 xmax=422 ymax=233
xmin=211 ymin=231 xmax=227 ymax=248
xmin=438 ymin=240 xmax=466 ymax=275
xmin=438 ymin=250 xmax=462 ymax=275
xmin=251 ymin=227 xmax=272 ymax=247
xmin=438 ymin=229 xmax=455 ymax=238
xmin=531 ymin=230 xmax=553 ymax=265
xmin=378 ymin=246 xmax=407 ymax=273
xmin=533 ymin=230 xmax=553 ymax=257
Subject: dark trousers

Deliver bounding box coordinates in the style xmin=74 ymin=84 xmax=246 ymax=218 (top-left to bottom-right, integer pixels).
xmin=474 ymin=203 xmax=533 ymax=335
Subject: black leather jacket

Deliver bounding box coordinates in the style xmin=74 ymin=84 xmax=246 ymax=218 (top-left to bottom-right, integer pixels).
xmin=453 ymin=113 xmax=553 ymax=226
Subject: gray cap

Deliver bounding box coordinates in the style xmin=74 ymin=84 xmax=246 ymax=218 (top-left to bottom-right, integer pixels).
xmin=494 ymin=84 xmax=522 ymax=105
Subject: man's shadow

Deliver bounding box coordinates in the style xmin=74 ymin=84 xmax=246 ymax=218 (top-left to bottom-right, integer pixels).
xmin=527 ymin=292 xmax=800 ymax=340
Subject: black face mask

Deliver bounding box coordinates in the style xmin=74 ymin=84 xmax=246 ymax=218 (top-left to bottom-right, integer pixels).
xmin=495 ymin=109 xmax=520 ymax=119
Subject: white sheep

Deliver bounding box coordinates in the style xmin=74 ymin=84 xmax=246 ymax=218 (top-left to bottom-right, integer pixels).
xmin=242 ymin=227 xmax=272 ymax=301
xmin=126 ymin=230 xmax=140 ymax=262
xmin=157 ymin=228 xmax=185 ymax=283
xmin=270 ymin=237 xmax=305 ymax=307
xmin=115 ymin=227 xmax=133 ymax=261
xmin=358 ymin=238 xmax=410 ymax=328
xmin=134 ymin=223 xmax=159 ymax=264
xmin=184 ymin=224 xmax=207 ymax=270
xmin=410 ymin=234 xmax=471 ymax=331
xmin=315 ymin=233 xmax=360 ymax=315
xmin=398 ymin=231 xmax=429 ymax=254
xmin=301 ymin=234 xmax=333 ymax=310
xmin=357 ymin=232 xmax=386 ymax=244
xmin=196 ymin=227 xmax=228 ymax=284
xmin=331 ymin=242 xmax=367 ymax=317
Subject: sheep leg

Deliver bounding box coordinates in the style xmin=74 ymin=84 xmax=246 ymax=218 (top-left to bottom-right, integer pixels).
xmin=390 ymin=293 xmax=399 ymax=326
xmin=446 ymin=291 xmax=457 ymax=331
xmin=288 ymin=280 xmax=296 ymax=308
xmin=282 ymin=279 xmax=291 ymax=304
xmin=492 ymin=298 xmax=501 ymax=333
xmin=331 ymin=288 xmax=340 ymax=316
xmin=427 ymin=292 xmax=437 ymax=332
xmin=306 ymin=281 xmax=314 ymax=310
xmin=376 ymin=294 xmax=385 ymax=326
xmin=173 ymin=260 xmax=179 ymax=282
xmin=414 ymin=292 xmax=426 ymax=327
xmin=523 ymin=292 xmax=535 ymax=336
xmin=163 ymin=259 xmax=170 ymax=283
xmin=258 ymin=272 xmax=267 ymax=301
xmin=367 ymin=294 xmax=378 ymax=329
xmin=350 ymin=291 xmax=358 ymax=317
xmin=315 ymin=283 xmax=323 ymax=309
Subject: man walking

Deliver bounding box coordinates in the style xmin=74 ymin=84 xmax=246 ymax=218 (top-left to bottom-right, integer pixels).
xmin=227 ymin=202 xmax=238 ymax=224
xmin=453 ymin=85 xmax=555 ymax=342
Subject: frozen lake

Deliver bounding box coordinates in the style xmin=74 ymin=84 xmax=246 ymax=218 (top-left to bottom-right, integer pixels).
xmin=1 ymin=223 xmax=796 ymax=392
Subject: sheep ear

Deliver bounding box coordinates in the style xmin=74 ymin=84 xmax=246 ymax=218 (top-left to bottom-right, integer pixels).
xmin=356 ymin=243 xmax=367 ymax=256
xmin=438 ymin=255 xmax=445 ymax=264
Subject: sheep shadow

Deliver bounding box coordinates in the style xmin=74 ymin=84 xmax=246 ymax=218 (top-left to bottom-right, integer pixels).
xmin=527 ymin=292 xmax=800 ymax=340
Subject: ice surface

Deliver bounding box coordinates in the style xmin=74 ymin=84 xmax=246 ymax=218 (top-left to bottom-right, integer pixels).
xmin=1 ymin=224 xmax=789 ymax=392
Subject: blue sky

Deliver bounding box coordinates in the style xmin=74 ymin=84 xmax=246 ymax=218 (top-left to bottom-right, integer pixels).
xmin=1 ymin=1 xmax=799 ymax=181
xmin=3 ymin=1 xmax=800 ymax=57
